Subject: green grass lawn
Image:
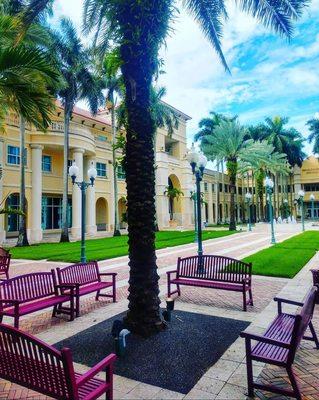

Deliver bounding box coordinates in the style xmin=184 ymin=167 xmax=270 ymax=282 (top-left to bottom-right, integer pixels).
xmin=243 ymin=231 xmax=319 ymax=279
xmin=8 ymin=230 xmax=237 ymax=263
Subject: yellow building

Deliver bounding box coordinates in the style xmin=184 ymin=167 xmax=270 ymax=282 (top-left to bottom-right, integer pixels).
xmin=0 ymin=102 xmax=195 ymax=243
xmin=0 ymin=102 xmax=318 ymax=244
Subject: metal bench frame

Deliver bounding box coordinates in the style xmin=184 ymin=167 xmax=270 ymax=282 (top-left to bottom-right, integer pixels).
xmin=167 ymin=255 xmax=253 ymax=311
xmin=241 ymin=286 xmax=319 ymax=399
xmin=57 ymin=261 xmax=117 ymax=317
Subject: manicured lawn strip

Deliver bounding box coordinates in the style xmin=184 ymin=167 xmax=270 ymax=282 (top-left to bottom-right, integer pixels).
xmin=243 ymin=231 xmax=319 ymax=279
xmin=8 ymin=230 xmax=237 ymax=263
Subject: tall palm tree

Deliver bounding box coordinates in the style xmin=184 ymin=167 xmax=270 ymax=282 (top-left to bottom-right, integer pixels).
xmin=52 ymin=17 xmax=105 ymax=243
xmin=0 ymin=10 xmax=60 ymax=246
xmin=102 ymin=51 xmax=124 ymax=237
xmin=29 ymin=0 xmax=309 ymax=336
xmin=200 ymin=119 xmax=275 ymax=231
xmin=306 ymin=117 xmax=319 ymax=155
xmin=262 ymin=116 xmax=305 ymax=167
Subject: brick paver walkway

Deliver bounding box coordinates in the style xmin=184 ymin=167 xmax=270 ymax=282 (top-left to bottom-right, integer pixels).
xmin=0 ymin=223 xmax=318 ymax=399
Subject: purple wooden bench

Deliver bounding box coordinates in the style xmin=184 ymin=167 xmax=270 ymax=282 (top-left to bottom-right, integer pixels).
xmin=0 ymin=247 xmax=10 ymax=280
xmin=0 ymin=323 xmax=116 ymax=399
xmin=0 ymin=271 xmax=75 ymax=328
xmin=241 ymin=286 xmax=319 ymax=399
xmin=167 ymin=255 xmax=253 ymax=311
xmin=57 ymin=261 xmax=117 ymax=317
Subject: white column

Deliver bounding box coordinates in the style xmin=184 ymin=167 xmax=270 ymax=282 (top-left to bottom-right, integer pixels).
xmin=71 ymin=148 xmax=84 ymax=239
xmin=85 ymin=157 xmax=97 ymax=236
xmin=30 ymin=144 xmax=43 ymax=243
xmin=0 ymin=139 xmax=5 ymax=244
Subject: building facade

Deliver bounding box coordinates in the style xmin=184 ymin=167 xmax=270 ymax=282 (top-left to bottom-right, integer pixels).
xmin=1 ymin=103 xmax=318 ymax=244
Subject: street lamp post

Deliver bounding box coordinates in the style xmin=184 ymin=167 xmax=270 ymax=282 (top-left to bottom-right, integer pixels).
xmin=310 ymin=193 xmax=315 ymax=221
xmin=69 ymin=161 xmax=97 ymax=263
xmin=187 ymin=144 xmax=207 ymax=258
xmin=298 ymin=189 xmax=305 ymax=232
xmin=245 ymin=192 xmax=252 ymax=231
xmin=190 ymin=184 xmax=198 ymax=243
xmin=265 ymin=177 xmax=276 ymax=244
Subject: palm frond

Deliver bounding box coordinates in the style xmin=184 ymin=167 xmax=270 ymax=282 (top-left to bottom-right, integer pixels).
xmin=183 ymin=0 xmax=229 ymax=72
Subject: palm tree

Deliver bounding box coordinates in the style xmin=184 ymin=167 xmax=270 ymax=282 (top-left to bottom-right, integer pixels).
xmin=164 ymin=186 xmax=184 ymax=221
xmin=51 ymin=17 xmax=105 ymax=243
xmin=200 ymin=119 xmax=278 ymax=231
xmin=29 ymin=0 xmax=309 ymax=336
xmin=102 ymin=51 xmax=124 ymax=237
xmin=262 ymin=116 xmax=305 ymax=167
xmin=0 ymin=11 xmax=60 ymax=246
xmin=306 ymin=117 xmax=319 ymax=155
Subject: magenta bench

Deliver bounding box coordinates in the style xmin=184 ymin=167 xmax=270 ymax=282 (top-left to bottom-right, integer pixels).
xmin=0 ymin=271 xmax=75 ymax=328
xmin=167 ymin=255 xmax=253 ymax=311
xmin=241 ymin=286 xmax=319 ymax=399
xmin=0 ymin=247 xmax=10 ymax=280
xmin=57 ymin=261 xmax=117 ymax=317
xmin=0 ymin=323 xmax=116 ymax=399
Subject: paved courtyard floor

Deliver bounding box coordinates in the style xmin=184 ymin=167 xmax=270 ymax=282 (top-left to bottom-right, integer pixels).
xmin=1 ymin=223 xmax=319 ymax=399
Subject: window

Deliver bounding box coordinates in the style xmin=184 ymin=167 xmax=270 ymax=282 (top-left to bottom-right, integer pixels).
xmin=68 ymin=159 xmax=73 ymax=167
xmin=96 ymin=162 xmax=107 ymax=177
xmin=204 ymin=182 xmax=208 ymax=192
xmin=6 ymin=194 xmax=20 ymax=232
xmin=219 ymin=183 xmax=223 ymax=192
xmin=7 ymin=145 xmax=20 ymax=165
xmin=117 ymin=165 xmax=126 ymax=180
xmin=42 ymin=196 xmax=72 ymax=230
xmin=212 ymin=184 xmax=215 ymax=192
xmin=239 ymin=187 xmax=242 ymax=195
xmin=42 ymin=155 xmax=52 ymax=172
xmin=305 ymin=183 xmax=319 ymax=192
xmin=224 ymin=184 xmax=228 ymax=193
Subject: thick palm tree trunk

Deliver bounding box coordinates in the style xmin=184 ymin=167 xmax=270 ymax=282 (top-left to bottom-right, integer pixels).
xmin=216 ymin=161 xmax=220 ymax=224
xmin=118 ymin=0 xmax=168 ymax=336
xmin=17 ymin=116 xmax=29 ymax=247
xmin=60 ymin=109 xmax=70 ymax=242
xmin=111 ymin=100 xmax=121 ymax=237
xmin=221 ymin=161 xmax=226 ymax=223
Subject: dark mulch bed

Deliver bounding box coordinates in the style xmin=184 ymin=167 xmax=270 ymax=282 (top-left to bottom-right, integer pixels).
xmin=55 ymin=310 xmax=249 ymax=394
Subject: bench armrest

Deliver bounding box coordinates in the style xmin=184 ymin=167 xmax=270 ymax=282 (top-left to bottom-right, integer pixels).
xmin=99 ymin=272 xmax=117 ymax=277
xmin=55 ymin=284 xmax=76 ymax=296
xmin=166 ymin=270 xmax=177 ymax=277
xmin=76 ymin=353 xmax=117 ymax=387
xmin=240 ymin=331 xmax=290 ymax=348
xmin=274 ymin=296 xmax=303 ymax=314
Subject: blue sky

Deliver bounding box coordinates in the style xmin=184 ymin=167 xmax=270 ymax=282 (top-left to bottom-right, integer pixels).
xmin=53 ymin=0 xmax=319 ymax=155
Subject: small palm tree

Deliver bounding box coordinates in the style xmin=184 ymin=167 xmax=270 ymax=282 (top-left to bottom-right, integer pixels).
xmin=52 ymin=17 xmax=105 ymax=243
xmin=306 ymin=117 xmax=319 ymax=155
xmin=164 ymin=186 xmax=184 ymax=221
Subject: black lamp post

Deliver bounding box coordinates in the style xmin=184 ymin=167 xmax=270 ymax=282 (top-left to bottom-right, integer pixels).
xmin=187 ymin=144 xmax=208 ymax=257
xmin=310 ymin=193 xmax=315 ymax=221
xmin=69 ymin=160 xmax=97 ymax=263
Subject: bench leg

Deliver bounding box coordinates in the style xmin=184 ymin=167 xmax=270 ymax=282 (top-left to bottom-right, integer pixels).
xmin=249 ymin=289 xmax=253 ymax=306
xmin=14 ymin=315 xmax=19 ymax=329
xmin=287 ymin=367 xmax=301 ymax=400
xmin=245 ymin=338 xmax=254 ymax=397
xmin=95 ymin=290 xmax=101 ymax=301
xmin=309 ymin=321 xmax=319 ymax=349
xmin=243 ymin=290 xmax=247 ymax=312
xmin=52 ymin=305 xmax=57 ymax=318
xmin=76 ymin=295 xmax=80 ymax=318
